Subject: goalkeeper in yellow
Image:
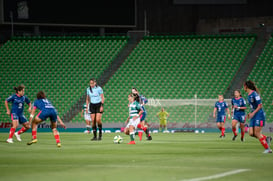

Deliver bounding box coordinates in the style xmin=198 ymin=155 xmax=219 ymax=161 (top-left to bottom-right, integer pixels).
xmin=157 ymin=107 xmax=169 ymax=132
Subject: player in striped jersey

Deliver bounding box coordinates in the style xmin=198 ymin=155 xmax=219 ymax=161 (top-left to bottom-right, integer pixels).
xmin=213 ymin=95 xmax=230 ymax=138
xmin=244 ymin=80 xmax=272 ymax=153
xmin=81 ymin=103 xmax=91 ymax=133
xmin=231 ymin=90 xmax=247 ymax=141
xmin=124 ymin=93 xmax=143 ymax=144
xmin=132 ymin=88 xmax=152 ymax=140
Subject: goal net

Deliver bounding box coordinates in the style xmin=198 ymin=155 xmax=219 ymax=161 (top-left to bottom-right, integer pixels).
xmin=145 ymin=96 xmax=232 ymax=129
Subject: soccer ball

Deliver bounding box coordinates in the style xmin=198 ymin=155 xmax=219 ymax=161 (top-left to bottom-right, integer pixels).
xmin=113 ymin=135 xmax=123 ymax=144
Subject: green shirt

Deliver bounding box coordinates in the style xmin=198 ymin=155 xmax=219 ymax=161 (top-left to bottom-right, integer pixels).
xmin=129 ymin=101 xmax=142 ymax=119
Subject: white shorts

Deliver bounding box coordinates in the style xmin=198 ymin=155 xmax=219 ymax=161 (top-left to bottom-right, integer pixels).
xmin=126 ymin=117 xmax=140 ymax=129
xmin=84 ymin=113 xmax=91 ymax=121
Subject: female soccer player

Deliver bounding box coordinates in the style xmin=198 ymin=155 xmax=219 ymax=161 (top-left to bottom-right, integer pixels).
xmin=244 ymin=80 xmax=272 ymax=153
xmin=231 ymin=90 xmax=247 ymax=141
xmin=213 ymin=95 xmax=230 ymax=138
xmin=81 ymin=103 xmax=91 ymax=133
xmin=5 ymin=85 xmax=32 ymax=143
xmin=157 ymin=107 xmax=170 ymax=132
xmin=132 ymin=88 xmax=152 ymax=140
xmin=27 ymin=91 xmax=66 ymax=147
xmin=124 ymin=93 xmax=143 ymax=144
xmin=86 ymin=79 xmax=104 ymax=141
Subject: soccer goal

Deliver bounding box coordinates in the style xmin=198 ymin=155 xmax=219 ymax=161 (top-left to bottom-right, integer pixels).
xmin=145 ymin=95 xmax=232 ymax=129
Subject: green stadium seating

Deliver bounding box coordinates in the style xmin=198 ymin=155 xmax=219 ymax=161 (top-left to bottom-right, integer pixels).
xmin=0 ymin=36 xmax=128 ymax=123
xmin=241 ymin=36 xmax=273 ymax=122
xmin=103 ymin=35 xmax=256 ymax=124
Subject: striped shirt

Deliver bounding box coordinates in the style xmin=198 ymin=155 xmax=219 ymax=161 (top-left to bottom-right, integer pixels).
xmin=129 ymin=101 xmax=142 ymax=119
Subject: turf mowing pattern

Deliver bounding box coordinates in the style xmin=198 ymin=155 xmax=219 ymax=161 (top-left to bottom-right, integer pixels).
xmin=0 ymin=132 xmax=272 ymax=181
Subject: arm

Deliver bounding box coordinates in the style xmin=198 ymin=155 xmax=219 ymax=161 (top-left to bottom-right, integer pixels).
xmin=100 ymin=93 xmax=105 ymax=112
xmin=57 ymin=116 xmax=66 ymax=129
xmin=226 ymin=108 xmax=231 ymax=119
xmin=86 ymin=95 xmax=90 ymax=114
xmin=29 ymin=107 xmax=36 ymax=123
xmin=5 ymin=101 xmax=10 ymax=115
xmin=233 ymin=105 xmax=247 ymax=110
xmin=81 ymin=109 xmax=84 ymax=117
xmin=213 ymin=108 xmax=217 ymax=118
xmin=28 ymin=103 xmax=32 ymax=113
xmin=133 ymin=109 xmax=143 ymax=120
xmin=125 ymin=116 xmax=130 ymax=125
xmin=248 ymin=104 xmax=262 ymax=119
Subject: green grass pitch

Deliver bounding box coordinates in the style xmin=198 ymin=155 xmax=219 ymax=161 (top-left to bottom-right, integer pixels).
xmin=0 ymin=132 xmax=273 ymax=181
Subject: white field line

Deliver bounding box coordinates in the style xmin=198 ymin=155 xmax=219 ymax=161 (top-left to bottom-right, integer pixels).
xmin=181 ymin=169 xmax=250 ymax=181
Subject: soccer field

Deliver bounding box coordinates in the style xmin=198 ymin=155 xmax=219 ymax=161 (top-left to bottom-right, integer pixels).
xmin=0 ymin=132 xmax=272 ymax=181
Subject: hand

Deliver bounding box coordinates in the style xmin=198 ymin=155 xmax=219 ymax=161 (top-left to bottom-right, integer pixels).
xmin=234 ymin=105 xmax=238 ymax=109
xmin=100 ymin=106 xmax=104 ymax=113
xmin=247 ymin=112 xmax=254 ymax=119
xmin=60 ymin=123 xmax=66 ymax=129
xmin=228 ymin=115 xmax=231 ymax=120
xmin=213 ymin=114 xmax=216 ymax=118
xmin=125 ymin=119 xmax=129 ymax=124
xmin=6 ymin=109 xmax=10 ymax=115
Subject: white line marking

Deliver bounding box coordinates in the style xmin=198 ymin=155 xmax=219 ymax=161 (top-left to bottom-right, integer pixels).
xmin=181 ymin=169 xmax=250 ymax=181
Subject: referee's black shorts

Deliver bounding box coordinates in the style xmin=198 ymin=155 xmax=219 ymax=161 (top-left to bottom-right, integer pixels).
xmin=89 ymin=102 xmax=103 ymax=114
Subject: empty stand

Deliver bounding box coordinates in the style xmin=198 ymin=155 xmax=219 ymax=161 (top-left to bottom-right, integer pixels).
xmin=103 ymin=34 xmax=256 ymax=124
xmin=0 ymin=36 xmax=128 ymax=123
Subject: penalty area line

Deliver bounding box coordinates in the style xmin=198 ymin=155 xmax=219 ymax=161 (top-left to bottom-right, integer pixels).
xmin=181 ymin=169 xmax=250 ymax=181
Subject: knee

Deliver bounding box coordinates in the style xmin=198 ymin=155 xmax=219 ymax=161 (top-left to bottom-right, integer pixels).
xmin=125 ymin=129 xmax=129 ymax=135
xmin=249 ymin=132 xmax=256 ymax=138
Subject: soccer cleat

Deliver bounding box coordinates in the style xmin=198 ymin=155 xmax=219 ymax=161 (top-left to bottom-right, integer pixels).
xmin=14 ymin=132 xmax=22 ymax=142
xmin=27 ymin=139 xmax=37 ymax=145
xmin=147 ymin=135 xmax=152 ymax=141
xmin=6 ymin=138 xmax=14 ymax=143
xmin=91 ymin=137 xmax=97 ymax=141
xmin=241 ymin=137 xmax=244 ymax=142
xmin=127 ymin=141 xmax=136 ymax=144
xmin=57 ymin=143 xmax=61 ymax=147
xmin=138 ymin=132 xmax=143 ymax=141
xmin=263 ymin=149 xmax=272 ymax=154
xmin=98 ymin=136 xmax=102 ymax=141
xmin=232 ymin=135 xmax=237 ymax=141
xmin=220 ymin=134 xmax=225 ymax=138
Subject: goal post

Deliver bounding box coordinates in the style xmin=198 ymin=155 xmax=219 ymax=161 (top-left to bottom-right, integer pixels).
xmin=145 ymin=95 xmax=232 ymax=129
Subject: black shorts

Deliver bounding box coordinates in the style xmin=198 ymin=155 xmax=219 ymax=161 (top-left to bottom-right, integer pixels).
xmin=89 ymin=103 xmax=103 ymax=114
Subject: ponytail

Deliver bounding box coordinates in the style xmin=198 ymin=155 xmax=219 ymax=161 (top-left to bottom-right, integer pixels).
xmin=244 ymin=80 xmax=259 ymax=94
xmin=14 ymin=85 xmax=25 ymax=93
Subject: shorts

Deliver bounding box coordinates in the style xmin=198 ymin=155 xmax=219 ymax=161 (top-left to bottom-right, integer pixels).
xmin=160 ymin=119 xmax=167 ymax=126
xmin=11 ymin=113 xmax=28 ymax=124
xmin=37 ymin=109 xmax=58 ymax=122
xmin=126 ymin=117 xmax=140 ymax=129
xmin=249 ymin=111 xmax=266 ymax=127
xmin=232 ymin=114 xmax=246 ymax=123
xmin=216 ymin=115 xmax=226 ymax=123
xmin=84 ymin=113 xmax=91 ymax=121
xmin=89 ymin=103 xmax=103 ymax=114
xmin=140 ymin=111 xmax=146 ymax=122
